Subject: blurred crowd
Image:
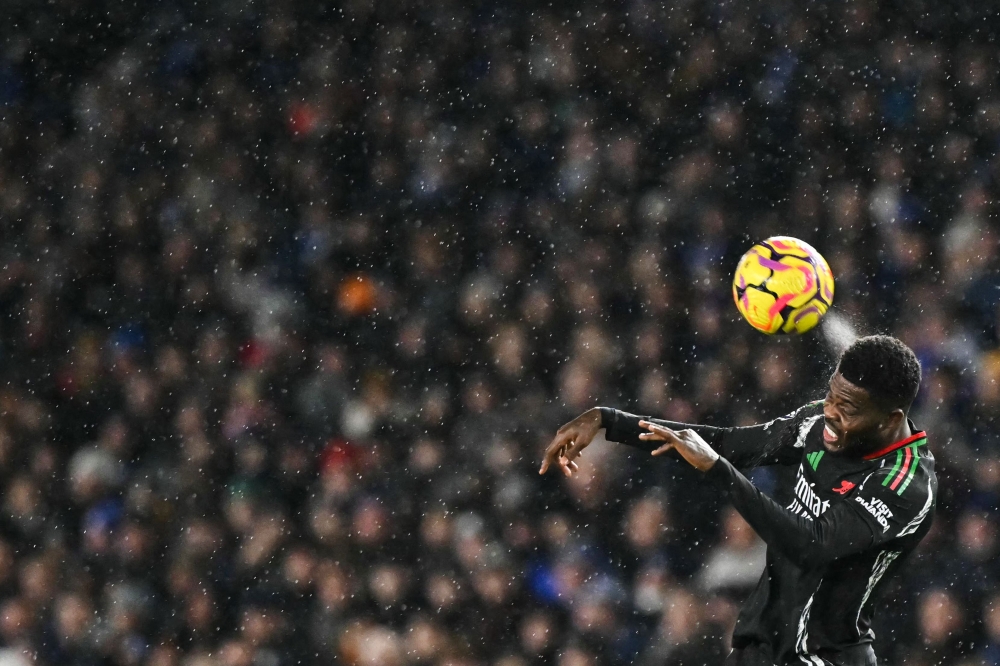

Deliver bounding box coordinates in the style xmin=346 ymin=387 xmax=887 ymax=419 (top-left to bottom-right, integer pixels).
xmin=1 ymin=1 xmax=999 ymax=665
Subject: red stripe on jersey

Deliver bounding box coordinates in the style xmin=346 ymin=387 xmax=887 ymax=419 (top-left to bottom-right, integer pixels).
xmin=863 ymin=431 xmax=927 ymax=461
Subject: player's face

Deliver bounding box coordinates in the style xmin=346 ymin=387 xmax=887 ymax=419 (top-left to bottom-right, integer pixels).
xmin=822 ymin=372 xmax=891 ymax=455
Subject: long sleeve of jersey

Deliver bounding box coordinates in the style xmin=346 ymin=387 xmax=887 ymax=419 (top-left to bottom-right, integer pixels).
xmin=706 ymin=456 xmax=933 ymax=568
xmin=600 ymin=403 xmax=820 ymax=469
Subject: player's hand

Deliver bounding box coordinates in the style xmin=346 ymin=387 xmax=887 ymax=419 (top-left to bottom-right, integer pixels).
xmin=539 ymin=408 xmax=602 ymax=477
xmin=639 ymin=421 xmax=720 ymax=472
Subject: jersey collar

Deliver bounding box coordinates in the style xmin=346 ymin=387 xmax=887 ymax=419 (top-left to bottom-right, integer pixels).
xmin=862 ymin=429 xmax=927 ymax=461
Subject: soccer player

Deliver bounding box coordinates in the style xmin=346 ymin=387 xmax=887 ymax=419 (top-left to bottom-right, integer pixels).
xmin=540 ymin=335 xmax=935 ymax=666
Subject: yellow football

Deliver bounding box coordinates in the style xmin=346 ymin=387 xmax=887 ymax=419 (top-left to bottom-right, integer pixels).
xmin=732 ymin=237 xmax=835 ymax=334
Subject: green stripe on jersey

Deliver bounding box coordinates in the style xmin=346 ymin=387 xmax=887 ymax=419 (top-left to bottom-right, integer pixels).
xmin=807 ymin=450 xmax=825 ymax=471
xmin=883 ymin=450 xmax=904 ymax=487
xmin=896 ymin=439 xmax=927 ymax=495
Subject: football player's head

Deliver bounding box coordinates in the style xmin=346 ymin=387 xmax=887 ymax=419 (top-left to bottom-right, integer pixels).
xmin=823 ymin=335 xmax=922 ymax=454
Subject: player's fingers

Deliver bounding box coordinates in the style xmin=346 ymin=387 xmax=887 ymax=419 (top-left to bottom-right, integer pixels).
xmin=640 ymin=420 xmax=669 ymax=433
xmin=540 ymin=434 xmax=570 ymax=473
xmin=651 ymin=443 xmax=674 ymax=456
xmin=539 ymin=445 xmax=562 ymax=474
xmin=559 ymin=457 xmax=580 ymax=476
xmin=639 ymin=431 xmax=667 ymax=441
xmin=564 ymin=436 xmax=588 ymax=461
xmin=640 ymin=421 xmax=680 ymax=442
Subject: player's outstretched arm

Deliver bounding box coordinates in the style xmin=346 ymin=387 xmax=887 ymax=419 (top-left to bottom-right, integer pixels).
xmin=541 ymin=404 xmax=794 ymax=477
xmin=605 ymin=402 xmax=820 ymax=469
xmin=540 ymin=401 xmax=818 ymax=476
xmin=601 ymin=408 xmax=721 ymax=453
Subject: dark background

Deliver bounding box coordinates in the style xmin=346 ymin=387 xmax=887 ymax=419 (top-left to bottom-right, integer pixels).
xmin=0 ymin=1 xmax=998 ymax=665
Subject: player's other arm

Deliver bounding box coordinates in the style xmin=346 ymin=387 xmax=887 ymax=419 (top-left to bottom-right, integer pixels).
xmin=601 ymin=403 xmax=817 ymax=468
xmin=641 ymin=423 xmax=933 ymax=568
xmin=708 ymin=458 xmax=934 ymax=568
xmin=706 ymin=457 xmax=875 ymax=567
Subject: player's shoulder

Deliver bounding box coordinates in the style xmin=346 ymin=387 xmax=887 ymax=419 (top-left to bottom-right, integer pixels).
xmin=786 ymin=399 xmax=825 ymax=424
xmin=852 ymin=438 xmax=936 ymax=538
xmin=798 ymin=399 xmax=826 ymax=413
xmin=779 ymin=400 xmax=825 ymax=449
xmin=749 ymin=400 xmax=824 ymax=452
xmin=859 ymin=434 xmax=936 ymax=506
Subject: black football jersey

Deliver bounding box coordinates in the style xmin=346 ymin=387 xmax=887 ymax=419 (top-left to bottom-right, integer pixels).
xmin=601 ymin=401 xmax=937 ymax=664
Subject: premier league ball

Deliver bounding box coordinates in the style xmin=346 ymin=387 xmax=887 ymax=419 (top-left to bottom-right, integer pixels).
xmin=732 ymin=236 xmax=835 ymax=335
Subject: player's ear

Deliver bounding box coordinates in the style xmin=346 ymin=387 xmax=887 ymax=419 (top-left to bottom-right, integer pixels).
xmin=882 ymin=409 xmax=905 ymax=432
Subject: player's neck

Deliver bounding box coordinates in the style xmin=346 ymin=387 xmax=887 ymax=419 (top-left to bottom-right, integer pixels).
xmin=858 ymin=421 xmax=914 ymax=459
xmin=888 ymin=420 xmax=912 ymax=445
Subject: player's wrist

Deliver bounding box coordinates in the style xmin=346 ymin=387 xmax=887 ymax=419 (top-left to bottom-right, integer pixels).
xmin=703 ymin=455 xmax=731 ymax=480
xmin=700 ymin=452 xmax=720 ymax=472
xmin=596 ymin=406 xmax=615 ymax=430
